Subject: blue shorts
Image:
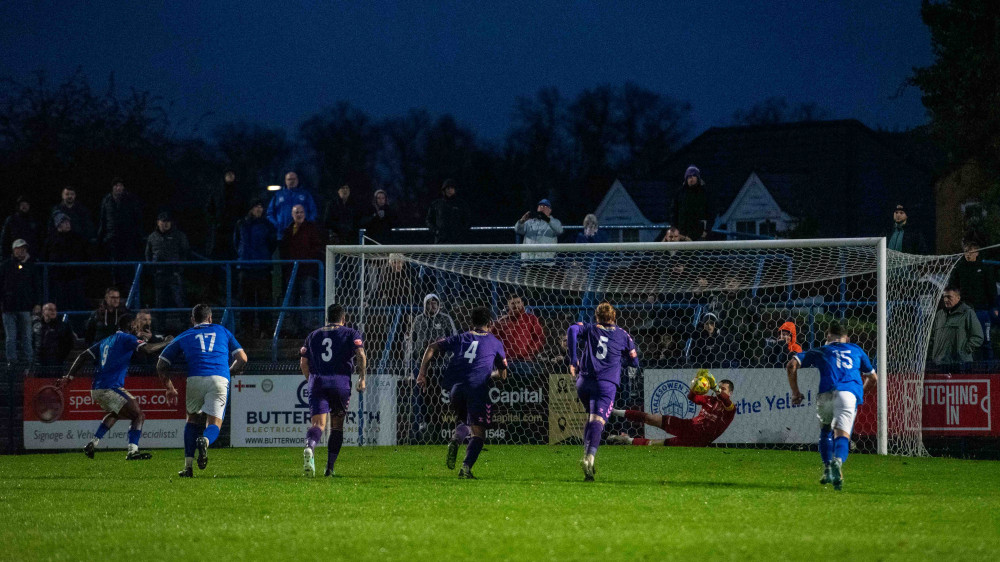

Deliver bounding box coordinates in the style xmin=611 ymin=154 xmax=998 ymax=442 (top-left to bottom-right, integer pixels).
xmin=450 ymin=383 xmax=491 ymax=427
xmin=575 ymin=377 xmax=617 ymax=421
xmin=309 ymin=375 xmax=351 ymax=416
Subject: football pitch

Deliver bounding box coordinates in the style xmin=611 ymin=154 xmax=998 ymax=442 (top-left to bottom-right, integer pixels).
xmin=1 ymin=446 xmax=995 ymax=561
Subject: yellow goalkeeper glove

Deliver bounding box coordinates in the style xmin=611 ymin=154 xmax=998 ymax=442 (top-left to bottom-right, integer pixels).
xmin=695 ymin=369 xmax=717 ymax=390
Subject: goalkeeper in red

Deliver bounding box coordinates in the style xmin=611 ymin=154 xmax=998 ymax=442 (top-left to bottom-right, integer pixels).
xmin=610 ymin=373 xmax=736 ymax=447
xmin=567 ymin=302 xmax=639 ymax=481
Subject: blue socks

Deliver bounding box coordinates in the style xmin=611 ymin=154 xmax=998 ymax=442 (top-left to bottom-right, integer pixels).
xmin=584 ymin=420 xmax=604 ymax=457
xmin=464 ymin=436 xmax=484 ymax=468
xmin=834 ymin=436 xmax=850 ymax=463
xmin=94 ymin=423 xmax=110 ymax=440
xmin=127 ymin=429 xmax=141 ymax=446
xmin=203 ymin=424 xmax=220 ymax=446
xmin=327 ymin=430 xmax=344 ymax=471
xmin=819 ymin=427 xmax=833 ymax=465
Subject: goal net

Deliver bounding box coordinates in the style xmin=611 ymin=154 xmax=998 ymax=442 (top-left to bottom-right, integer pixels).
xmin=326 ymin=239 xmax=957 ymax=456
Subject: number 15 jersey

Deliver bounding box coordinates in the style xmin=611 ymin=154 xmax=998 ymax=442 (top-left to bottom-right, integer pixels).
xmin=793 ymin=342 xmax=874 ymax=405
xmin=159 ymin=323 xmax=244 ymax=379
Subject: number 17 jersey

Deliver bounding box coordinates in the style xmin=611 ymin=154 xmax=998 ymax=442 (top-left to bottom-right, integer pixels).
xmin=159 ymin=323 xmax=243 ymax=379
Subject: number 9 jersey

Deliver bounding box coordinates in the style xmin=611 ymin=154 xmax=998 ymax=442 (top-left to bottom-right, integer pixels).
xmin=159 ymin=322 xmax=244 ymax=379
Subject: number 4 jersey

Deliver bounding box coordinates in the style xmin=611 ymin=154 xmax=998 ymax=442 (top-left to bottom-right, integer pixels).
xmin=793 ymin=342 xmax=875 ymax=405
xmin=300 ymin=324 xmax=364 ymax=377
xmin=438 ymin=331 xmax=507 ymax=388
xmin=159 ymin=322 xmax=244 ymax=379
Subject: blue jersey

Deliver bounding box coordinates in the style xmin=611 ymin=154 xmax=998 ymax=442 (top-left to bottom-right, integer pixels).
xmin=439 ymin=331 xmax=507 ymax=388
xmin=87 ymin=331 xmax=145 ymax=389
xmin=159 ymin=323 xmax=243 ymax=379
xmin=567 ymin=323 xmax=639 ymax=387
xmin=300 ymin=324 xmax=364 ymax=377
xmin=794 ymin=342 xmax=875 ymax=404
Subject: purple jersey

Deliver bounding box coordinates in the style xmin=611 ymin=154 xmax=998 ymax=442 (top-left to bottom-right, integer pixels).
xmin=439 ymin=331 xmax=507 ymax=388
xmin=300 ymin=324 xmax=364 ymax=377
xmin=567 ymin=323 xmax=639 ymax=387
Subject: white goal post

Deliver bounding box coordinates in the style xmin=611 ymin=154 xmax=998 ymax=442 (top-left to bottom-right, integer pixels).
xmin=326 ymin=238 xmax=956 ymax=455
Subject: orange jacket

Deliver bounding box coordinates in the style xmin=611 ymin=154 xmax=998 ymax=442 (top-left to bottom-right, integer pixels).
xmin=779 ymin=321 xmax=803 ymax=353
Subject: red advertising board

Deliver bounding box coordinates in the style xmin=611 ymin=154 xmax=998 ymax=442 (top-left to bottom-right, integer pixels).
xmin=854 ymin=374 xmax=997 ymax=437
xmin=23 ymin=377 xmax=187 ymax=449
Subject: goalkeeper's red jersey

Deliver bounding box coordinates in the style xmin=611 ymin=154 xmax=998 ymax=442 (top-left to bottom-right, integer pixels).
xmin=689 ymin=391 xmax=736 ymax=439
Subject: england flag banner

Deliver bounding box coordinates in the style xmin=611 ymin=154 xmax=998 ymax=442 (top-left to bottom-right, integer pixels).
xmin=230 ymin=375 xmax=396 ymax=447
xmin=643 ymin=368 xmax=821 ymax=444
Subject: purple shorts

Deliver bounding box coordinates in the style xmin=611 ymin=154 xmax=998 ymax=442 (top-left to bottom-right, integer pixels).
xmin=309 ymin=375 xmax=351 ymax=416
xmin=450 ymin=383 xmax=491 ymax=427
xmin=575 ymin=377 xmax=617 ymax=421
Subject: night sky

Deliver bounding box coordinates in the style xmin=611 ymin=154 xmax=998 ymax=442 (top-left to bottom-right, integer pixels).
xmin=1 ymin=1 xmax=932 ymax=141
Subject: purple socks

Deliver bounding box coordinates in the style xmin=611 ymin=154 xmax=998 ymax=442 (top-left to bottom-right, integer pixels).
xmin=583 ymin=420 xmax=604 ymax=457
xmin=453 ymin=423 xmax=471 ymax=444
xmin=306 ymin=426 xmax=323 ymax=450
xmin=464 ymin=436 xmax=484 ymax=468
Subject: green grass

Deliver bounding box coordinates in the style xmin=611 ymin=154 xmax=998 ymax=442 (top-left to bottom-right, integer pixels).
xmin=1 ymin=446 xmax=996 ymax=561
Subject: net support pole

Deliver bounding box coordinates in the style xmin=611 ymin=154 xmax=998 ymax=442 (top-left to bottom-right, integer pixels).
xmin=877 ymin=237 xmax=888 ymax=455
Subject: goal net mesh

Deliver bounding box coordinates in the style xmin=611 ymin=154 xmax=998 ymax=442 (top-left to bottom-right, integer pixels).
xmin=327 ymin=242 xmax=957 ymax=456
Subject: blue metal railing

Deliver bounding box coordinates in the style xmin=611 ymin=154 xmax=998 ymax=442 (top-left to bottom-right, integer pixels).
xmin=37 ymin=259 xmax=324 ymax=361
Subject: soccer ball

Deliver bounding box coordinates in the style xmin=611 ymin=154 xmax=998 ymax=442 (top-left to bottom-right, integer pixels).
xmin=690 ymin=369 xmax=716 ymax=395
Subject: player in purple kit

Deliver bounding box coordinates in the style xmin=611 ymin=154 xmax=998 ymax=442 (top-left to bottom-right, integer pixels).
xmin=567 ymin=302 xmax=639 ymax=481
xmin=300 ymin=303 xmax=367 ymax=477
xmin=418 ymin=306 xmax=507 ymax=479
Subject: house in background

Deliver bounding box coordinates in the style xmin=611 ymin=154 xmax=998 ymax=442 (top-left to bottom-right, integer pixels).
xmin=594 ymin=119 xmax=938 ymax=248
xmin=593 ymin=179 xmax=668 ymax=242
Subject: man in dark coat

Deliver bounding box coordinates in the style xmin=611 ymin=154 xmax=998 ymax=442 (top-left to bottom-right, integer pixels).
xmin=1 ymin=239 xmax=41 ymax=363
xmin=1 ymin=196 xmax=40 ymax=260
xmin=673 ymin=166 xmax=712 ymax=240
xmin=426 ymin=179 xmax=471 ymax=244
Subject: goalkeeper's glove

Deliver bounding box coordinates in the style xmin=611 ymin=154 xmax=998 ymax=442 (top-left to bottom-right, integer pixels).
xmin=695 ymin=369 xmax=717 ymax=389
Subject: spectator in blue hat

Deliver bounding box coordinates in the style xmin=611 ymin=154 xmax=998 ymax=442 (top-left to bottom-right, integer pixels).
xmin=515 ymin=198 xmax=563 ymax=261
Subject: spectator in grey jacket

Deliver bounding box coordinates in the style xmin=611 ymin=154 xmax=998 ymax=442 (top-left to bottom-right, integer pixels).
xmin=515 ymin=199 xmax=563 ymax=261
xmin=145 ymin=211 xmax=190 ymax=329
xmin=404 ymin=292 xmax=458 ymax=443
xmin=930 ymin=287 xmax=985 ymax=367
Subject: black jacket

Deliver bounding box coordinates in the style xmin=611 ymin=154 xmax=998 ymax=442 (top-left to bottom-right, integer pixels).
xmin=97 ymin=192 xmax=143 ymax=245
xmin=426 ymin=195 xmax=471 ymax=244
xmin=50 ymin=202 xmax=96 ymax=242
xmin=0 ymin=255 xmax=40 ymax=312
xmin=886 ymin=221 xmax=924 ymax=254
xmin=84 ymin=305 xmax=130 ymax=345
xmin=949 ymin=258 xmax=998 ymax=311
xmin=43 ymin=230 xmax=89 ymax=280
xmin=673 ymin=182 xmax=712 ymax=240
xmin=360 ymin=203 xmax=396 ymax=243
xmin=1 ymin=212 xmax=40 ymax=259
xmin=324 ymin=196 xmax=360 ymax=244
xmin=35 ymin=316 xmax=75 ymax=366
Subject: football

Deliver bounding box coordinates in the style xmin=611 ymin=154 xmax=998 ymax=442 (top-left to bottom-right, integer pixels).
xmin=691 ymin=374 xmax=712 ymax=395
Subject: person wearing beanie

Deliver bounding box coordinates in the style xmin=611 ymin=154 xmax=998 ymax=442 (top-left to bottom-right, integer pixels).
xmin=426 ymin=179 xmax=471 ymax=244
xmin=885 ymin=204 xmax=924 ymax=254
xmin=515 ymin=198 xmax=564 ymax=261
xmin=405 ymin=293 xmax=458 ymax=442
xmin=234 ymin=197 xmax=277 ymax=336
xmin=673 ymin=165 xmax=712 ymax=240
xmin=360 ymin=189 xmax=396 ymax=243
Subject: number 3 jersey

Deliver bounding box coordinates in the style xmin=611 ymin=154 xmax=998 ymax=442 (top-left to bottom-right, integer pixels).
xmin=301 ymin=324 xmax=364 ymax=377
xmin=794 ymin=342 xmax=875 ymax=404
xmin=567 ymin=323 xmax=639 ymax=387
xmin=159 ymin=323 xmax=244 ymax=379
xmin=438 ymin=331 xmax=507 ymax=388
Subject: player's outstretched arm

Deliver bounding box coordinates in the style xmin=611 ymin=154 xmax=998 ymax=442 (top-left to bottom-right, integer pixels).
xmin=155 ymin=357 xmax=179 ymax=400
xmin=229 ymin=349 xmax=248 ymax=377
xmin=862 ymin=371 xmax=878 ymax=392
xmin=137 ymin=336 xmax=173 ymax=356
xmin=355 ymin=348 xmax=367 ymax=393
xmin=416 ymin=343 xmax=438 ymax=387
xmin=58 ymin=349 xmax=93 ymax=388
xmin=786 ymin=358 xmax=804 ymax=405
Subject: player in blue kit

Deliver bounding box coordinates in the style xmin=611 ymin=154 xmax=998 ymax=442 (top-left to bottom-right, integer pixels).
xmin=567 ymin=302 xmax=639 ymax=481
xmin=786 ymin=321 xmax=877 ymax=490
xmin=157 ymin=304 xmax=247 ymax=477
xmin=59 ymin=314 xmax=171 ymax=460
xmin=417 ymin=306 xmax=507 ymax=479
xmin=299 ymin=303 xmax=367 ymax=477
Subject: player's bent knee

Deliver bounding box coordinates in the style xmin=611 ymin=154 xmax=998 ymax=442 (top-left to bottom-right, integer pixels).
xmin=470 ymin=425 xmax=486 ymax=438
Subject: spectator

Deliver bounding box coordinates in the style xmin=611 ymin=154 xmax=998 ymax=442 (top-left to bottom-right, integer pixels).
xmin=1 ymin=196 xmax=40 ymax=260
xmin=426 ymin=178 xmax=471 ymax=244
xmin=673 ymin=165 xmax=712 ymax=240
xmin=360 ymin=189 xmax=396 ymax=243
xmin=1 ymin=239 xmax=40 ymax=363
xmin=50 ymin=186 xmax=96 ymax=244
xmin=539 ymin=333 xmax=570 ymax=371
xmin=234 ymin=198 xmax=277 ymax=337
xmin=493 ymin=295 xmax=545 ymax=362
xmin=575 ymin=214 xmax=608 ymax=244
xmin=84 ymin=287 xmax=128 ymax=345
xmin=43 ymin=213 xmax=89 ymax=315
xmin=97 ymin=177 xmax=143 ymax=261
xmin=404 ymin=292 xmax=458 ymax=443
xmin=133 ymin=309 xmax=172 ymax=366
xmin=267 ymin=171 xmax=318 ymax=241
xmin=763 ymin=321 xmax=803 ymax=368
xmin=210 ymin=170 xmax=242 ymax=258
xmin=515 ymin=199 xmax=564 ymax=261
xmin=948 ymin=237 xmax=997 ymax=360
xmin=661 ymin=226 xmax=692 ymax=243
xmin=886 ymin=204 xmax=924 ymax=254
xmin=930 ymin=286 xmax=984 ymax=367
xmin=324 ymin=184 xmax=359 ymax=245
xmin=280 ymin=204 xmax=325 ymax=333
xmin=687 ymin=312 xmax=735 ymax=368
xmin=33 ymin=302 xmax=75 ymax=367
xmin=145 ymin=211 xmax=190 ymax=330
